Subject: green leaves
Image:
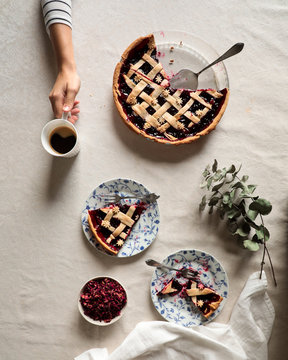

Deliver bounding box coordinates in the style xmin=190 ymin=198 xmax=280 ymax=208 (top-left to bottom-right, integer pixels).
xmin=199 ymin=159 xmax=272 ymax=252
xmin=199 ymin=160 xmax=276 ymax=286
xmin=243 ymin=239 xmax=260 ymax=251
xmin=249 ymin=198 xmax=272 ymax=215
xmin=255 ymin=225 xmax=270 ymax=241
xmin=199 ymin=195 xmax=207 ymax=211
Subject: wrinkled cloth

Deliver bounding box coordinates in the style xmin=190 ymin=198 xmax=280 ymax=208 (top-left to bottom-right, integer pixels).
xmin=75 ymin=272 xmax=274 ymax=360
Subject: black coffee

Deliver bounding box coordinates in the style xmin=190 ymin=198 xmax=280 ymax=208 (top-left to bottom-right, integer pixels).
xmin=49 ymin=126 xmax=77 ymax=154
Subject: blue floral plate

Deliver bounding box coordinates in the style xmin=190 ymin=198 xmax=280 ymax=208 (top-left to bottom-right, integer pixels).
xmin=150 ymin=249 xmax=228 ymax=326
xmin=81 ymin=178 xmax=160 ymax=257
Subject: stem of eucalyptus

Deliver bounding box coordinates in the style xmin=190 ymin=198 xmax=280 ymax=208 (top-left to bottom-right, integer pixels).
xmin=260 ymin=242 xmax=266 ymax=279
xmin=265 ymin=243 xmax=277 ymax=286
xmin=200 ymin=160 xmax=276 ymax=286
xmin=260 ymin=214 xmax=277 ymax=286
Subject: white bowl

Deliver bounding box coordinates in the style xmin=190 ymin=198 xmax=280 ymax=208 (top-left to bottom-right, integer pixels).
xmin=78 ymin=276 xmax=127 ymax=326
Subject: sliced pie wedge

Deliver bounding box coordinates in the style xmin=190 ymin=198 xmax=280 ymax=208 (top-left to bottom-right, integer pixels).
xmin=157 ymin=278 xmax=183 ymax=296
xmin=113 ymin=34 xmax=229 ymax=145
xmin=88 ymin=203 xmax=147 ymax=255
xmin=186 ymin=280 xmax=223 ymax=318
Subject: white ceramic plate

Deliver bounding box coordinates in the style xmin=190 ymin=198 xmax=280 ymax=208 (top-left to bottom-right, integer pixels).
xmin=81 ymin=178 xmax=160 ymax=257
xmin=153 ymin=30 xmax=229 ymax=90
xmin=150 ymin=249 xmax=228 ymax=326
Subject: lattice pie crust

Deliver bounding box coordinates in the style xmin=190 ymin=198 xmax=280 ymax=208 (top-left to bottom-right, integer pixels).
xmin=113 ymin=34 xmax=229 ymax=145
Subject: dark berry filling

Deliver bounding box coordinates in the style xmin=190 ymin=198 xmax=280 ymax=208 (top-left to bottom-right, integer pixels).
xmin=186 ymin=280 xmax=221 ymax=316
xmin=157 ymin=279 xmax=183 ymax=296
xmin=116 ymin=36 xmax=228 ymax=142
xmin=117 ymin=72 xmax=227 ymax=140
xmin=157 ymin=274 xmax=221 ymax=318
xmin=88 ymin=204 xmax=146 ymax=251
xmin=195 ymin=293 xmax=221 ymax=315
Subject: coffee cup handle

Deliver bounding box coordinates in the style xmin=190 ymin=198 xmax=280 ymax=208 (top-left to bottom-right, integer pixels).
xmin=62 ymin=111 xmax=71 ymax=121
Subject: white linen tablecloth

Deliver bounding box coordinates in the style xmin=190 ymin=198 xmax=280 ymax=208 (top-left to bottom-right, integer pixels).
xmin=75 ymin=272 xmax=275 ymax=360
xmin=0 ymin=0 xmax=287 ymax=359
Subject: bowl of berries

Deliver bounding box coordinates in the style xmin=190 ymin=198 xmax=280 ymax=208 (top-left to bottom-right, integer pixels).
xmin=78 ymin=276 xmax=127 ymax=325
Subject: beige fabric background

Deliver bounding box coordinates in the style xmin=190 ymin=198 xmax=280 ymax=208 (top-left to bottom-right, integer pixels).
xmin=0 ymin=0 xmax=287 ymax=359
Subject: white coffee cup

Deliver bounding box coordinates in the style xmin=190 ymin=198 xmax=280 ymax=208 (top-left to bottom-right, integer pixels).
xmin=41 ymin=112 xmax=80 ymax=158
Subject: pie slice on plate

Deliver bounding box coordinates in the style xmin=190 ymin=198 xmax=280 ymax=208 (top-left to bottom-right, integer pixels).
xmin=157 ymin=278 xmax=183 ymax=296
xmin=113 ymin=34 xmax=229 ymax=145
xmin=88 ymin=203 xmax=147 ymax=255
xmin=186 ymin=280 xmax=223 ymax=318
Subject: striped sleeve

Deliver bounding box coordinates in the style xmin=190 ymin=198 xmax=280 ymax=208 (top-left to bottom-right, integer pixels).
xmin=41 ymin=0 xmax=72 ymax=34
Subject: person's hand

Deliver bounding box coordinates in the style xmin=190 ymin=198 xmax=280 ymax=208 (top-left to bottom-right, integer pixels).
xmin=49 ymin=68 xmax=81 ymax=123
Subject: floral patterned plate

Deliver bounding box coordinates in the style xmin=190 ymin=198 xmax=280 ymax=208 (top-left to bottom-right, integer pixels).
xmin=150 ymin=249 xmax=228 ymax=326
xmin=81 ymin=178 xmax=160 ymax=257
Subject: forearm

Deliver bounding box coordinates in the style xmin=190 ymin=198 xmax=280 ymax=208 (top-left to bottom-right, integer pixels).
xmin=41 ymin=0 xmax=80 ymax=121
xmin=49 ymin=23 xmax=76 ymax=72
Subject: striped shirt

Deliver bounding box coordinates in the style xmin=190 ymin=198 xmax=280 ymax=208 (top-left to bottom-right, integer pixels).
xmin=41 ymin=0 xmax=72 ymax=34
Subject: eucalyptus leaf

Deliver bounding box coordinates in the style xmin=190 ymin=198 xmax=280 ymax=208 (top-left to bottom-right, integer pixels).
xmin=247 ymin=209 xmax=258 ymax=221
xmin=227 ymin=220 xmax=238 ymax=233
xmin=202 ymin=164 xmax=210 ymax=177
xmin=235 ymin=164 xmax=242 ymax=175
xmin=219 ymin=209 xmax=226 ymax=220
xmin=255 ymin=226 xmax=270 ymax=241
xmin=241 ymin=175 xmax=249 ymax=182
xmin=232 ymin=181 xmax=245 ymax=190
xmin=249 ymin=198 xmax=272 ymax=215
xmin=211 ymin=182 xmax=225 ymax=192
xmin=234 ymin=223 xmax=251 ymax=237
xmin=199 ymin=195 xmax=207 ymax=211
xmin=236 ymin=199 xmax=246 ymax=213
xmin=207 ymin=177 xmax=213 ymax=190
xmin=212 ymin=159 xmax=218 ymax=172
xmin=227 ymin=164 xmax=236 ymax=173
xmin=200 ymin=181 xmax=207 ymax=189
xmin=208 ymin=196 xmax=220 ymax=206
xmin=213 ymin=170 xmax=224 ymax=182
xmin=243 ymin=239 xmax=260 ymax=251
xmin=227 ymin=208 xmax=241 ymax=219
xmin=222 ymin=193 xmax=230 ymax=205
xmin=245 ymin=218 xmax=261 ymax=230
xmin=247 ymin=184 xmax=257 ymax=194
xmin=230 ymin=189 xmax=236 ymax=201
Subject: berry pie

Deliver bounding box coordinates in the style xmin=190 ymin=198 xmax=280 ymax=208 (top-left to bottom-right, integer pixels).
xmin=113 ymin=34 xmax=229 ymax=145
xmin=186 ymin=279 xmax=223 ymax=318
xmin=157 ymin=278 xmax=183 ymax=296
xmin=157 ymin=276 xmax=223 ymax=319
xmin=88 ymin=203 xmax=147 ymax=255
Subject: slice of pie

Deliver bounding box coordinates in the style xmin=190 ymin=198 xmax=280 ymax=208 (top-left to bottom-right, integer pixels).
xmin=157 ymin=278 xmax=183 ymax=296
xmin=113 ymin=34 xmax=229 ymax=145
xmin=88 ymin=203 xmax=147 ymax=255
xmin=186 ymin=280 xmax=223 ymax=318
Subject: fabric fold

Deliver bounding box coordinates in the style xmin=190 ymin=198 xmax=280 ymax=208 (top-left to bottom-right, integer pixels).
xmin=75 ymin=272 xmax=274 ymax=360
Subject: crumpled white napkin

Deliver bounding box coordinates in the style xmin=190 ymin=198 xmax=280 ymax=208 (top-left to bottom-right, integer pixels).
xmin=75 ymin=272 xmax=274 ymax=360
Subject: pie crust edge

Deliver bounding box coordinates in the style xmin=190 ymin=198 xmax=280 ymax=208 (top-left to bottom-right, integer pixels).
xmin=112 ymin=34 xmax=230 ymax=145
xmin=88 ymin=212 xmax=118 ymax=255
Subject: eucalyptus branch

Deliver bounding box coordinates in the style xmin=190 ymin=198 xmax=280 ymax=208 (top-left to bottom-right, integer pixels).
xmin=260 ymin=215 xmax=277 ymax=286
xmin=199 ymin=159 xmax=276 ymax=286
